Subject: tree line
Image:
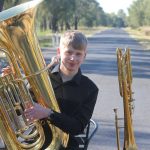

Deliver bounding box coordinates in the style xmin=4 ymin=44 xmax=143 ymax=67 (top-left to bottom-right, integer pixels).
xmin=1 ymin=0 xmax=150 ymax=32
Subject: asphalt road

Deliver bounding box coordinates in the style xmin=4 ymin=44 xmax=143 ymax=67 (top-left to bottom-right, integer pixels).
xmin=42 ymin=28 xmax=150 ymax=150
xmin=81 ymin=28 xmax=150 ymax=150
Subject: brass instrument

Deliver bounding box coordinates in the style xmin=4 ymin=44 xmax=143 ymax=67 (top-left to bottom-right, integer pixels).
xmin=0 ymin=0 xmax=68 ymax=149
xmin=114 ymin=48 xmax=137 ymax=150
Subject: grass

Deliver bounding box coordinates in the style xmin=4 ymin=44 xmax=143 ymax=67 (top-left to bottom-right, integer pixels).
xmin=36 ymin=26 xmax=108 ymax=48
xmin=125 ymin=27 xmax=150 ymax=50
xmin=77 ymin=26 xmax=109 ymax=37
xmin=37 ymin=26 xmax=150 ymax=49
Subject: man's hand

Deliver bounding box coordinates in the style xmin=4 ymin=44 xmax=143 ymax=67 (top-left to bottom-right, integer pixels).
xmin=24 ymin=103 xmax=52 ymax=122
xmin=51 ymin=56 xmax=60 ymax=65
xmin=1 ymin=66 xmax=12 ymax=76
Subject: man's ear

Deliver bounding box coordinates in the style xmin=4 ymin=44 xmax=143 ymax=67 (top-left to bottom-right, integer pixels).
xmin=57 ymin=48 xmax=60 ymax=57
xmin=84 ymin=50 xmax=87 ymax=58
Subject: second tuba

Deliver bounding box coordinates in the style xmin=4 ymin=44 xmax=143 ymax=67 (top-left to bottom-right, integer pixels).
xmin=0 ymin=0 xmax=68 ymax=149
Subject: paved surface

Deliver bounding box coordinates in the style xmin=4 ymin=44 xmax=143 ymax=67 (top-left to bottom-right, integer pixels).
xmin=43 ymin=28 xmax=150 ymax=150
xmin=81 ymin=28 xmax=150 ymax=150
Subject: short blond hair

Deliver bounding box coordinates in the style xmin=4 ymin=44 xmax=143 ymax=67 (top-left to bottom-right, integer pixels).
xmin=59 ymin=30 xmax=87 ymax=50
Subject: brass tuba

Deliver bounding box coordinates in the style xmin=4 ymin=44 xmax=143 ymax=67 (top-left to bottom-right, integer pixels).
xmin=114 ymin=48 xmax=137 ymax=150
xmin=0 ymin=0 xmax=68 ymax=149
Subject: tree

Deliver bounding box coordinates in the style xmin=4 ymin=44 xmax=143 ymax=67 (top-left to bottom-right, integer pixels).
xmin=78 ymin=0 xmax=107 ymax=27
xmin=117 ymin=9 xmax=127 ymax=27
xmin=127 ymin=0 xmax=150 ymax=27
xmin=3 ymin=0 xmax=26 ymax=9
xmin=0 ymin=0 xmax=4 ymax=11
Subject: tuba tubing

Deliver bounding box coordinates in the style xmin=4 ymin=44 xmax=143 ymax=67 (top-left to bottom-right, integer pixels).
xmin=0 ymin=0 xmax=68 ymax=149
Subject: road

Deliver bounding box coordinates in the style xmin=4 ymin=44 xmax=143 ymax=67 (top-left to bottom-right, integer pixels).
xmin=80 ymin=28 xmax=150 ymax=150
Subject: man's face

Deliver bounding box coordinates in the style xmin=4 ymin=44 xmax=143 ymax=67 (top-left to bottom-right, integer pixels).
xmin=57 ymin=46 xmax=86 ymax=74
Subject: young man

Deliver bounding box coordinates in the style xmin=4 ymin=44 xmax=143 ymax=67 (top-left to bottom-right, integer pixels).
xmin=5 ymin=30 xmax=99 ymax=150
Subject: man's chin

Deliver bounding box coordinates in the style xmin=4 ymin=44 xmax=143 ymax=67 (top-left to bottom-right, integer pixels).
xmin=67 ymin=67 xmax=77 ymax=72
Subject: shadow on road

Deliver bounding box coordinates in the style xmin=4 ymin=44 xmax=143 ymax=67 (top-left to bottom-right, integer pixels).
xmin=81 ymin=28 xmax=150 ymax=79
xmin=90 ymin=119 xmax=150 ymax=150
xmin=83 ymin=29 xmax=150 ymax=150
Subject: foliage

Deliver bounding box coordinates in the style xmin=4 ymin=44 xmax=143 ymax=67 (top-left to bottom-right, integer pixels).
xmin=127 ymin=0 xmax=150 ymax=28
xmin=2 ymin=0 xmax=109 ymax=31
xmin=2 ymin=0 xmax=150 ymax=31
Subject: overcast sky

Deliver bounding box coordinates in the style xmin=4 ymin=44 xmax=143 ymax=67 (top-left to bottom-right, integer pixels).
xmin=97 ymin=0 xmax=135 ymax=14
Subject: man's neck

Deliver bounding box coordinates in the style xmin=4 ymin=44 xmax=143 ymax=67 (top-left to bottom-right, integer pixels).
xmin=60 ymin=65 xmax=78 ymax=76
xmin=59 ymin=68 xmax=77 ymax=82
xmin=60 ymin=71 xmax=74 ymax=82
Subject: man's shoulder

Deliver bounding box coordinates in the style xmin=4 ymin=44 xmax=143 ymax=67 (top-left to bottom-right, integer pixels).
xmin=81 ymin=74 xmax=98 ymax=90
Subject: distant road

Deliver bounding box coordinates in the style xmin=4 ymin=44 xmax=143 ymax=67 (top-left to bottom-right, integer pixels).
xmin=81 ymin=28 xmax=150 ymax=150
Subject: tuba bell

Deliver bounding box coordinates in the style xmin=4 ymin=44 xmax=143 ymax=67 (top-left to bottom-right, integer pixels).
xmin=0 ymin=0 xmax=68 ymax=149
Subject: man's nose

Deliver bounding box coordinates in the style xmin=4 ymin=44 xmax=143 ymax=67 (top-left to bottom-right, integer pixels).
xmin=70 ymin=54 xmax=76 ymax=60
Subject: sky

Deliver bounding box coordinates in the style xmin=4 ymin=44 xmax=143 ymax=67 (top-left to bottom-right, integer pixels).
xmin=97 ymin=0 xmax=135 ymax=15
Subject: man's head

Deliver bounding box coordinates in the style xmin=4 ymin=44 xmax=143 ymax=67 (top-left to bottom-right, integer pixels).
xmin=57 ymin=30 xmax=88 ymax=76
xmin=59 ymin=30 xmax=88 ymax=51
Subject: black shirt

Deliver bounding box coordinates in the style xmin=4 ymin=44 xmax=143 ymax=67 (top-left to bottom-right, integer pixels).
xmin=46 ymin=65 xmax=98 ymax=149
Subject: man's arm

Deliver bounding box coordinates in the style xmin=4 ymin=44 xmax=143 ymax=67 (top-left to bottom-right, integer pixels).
xmin=49 ymin=88 xmax=98 ymax=135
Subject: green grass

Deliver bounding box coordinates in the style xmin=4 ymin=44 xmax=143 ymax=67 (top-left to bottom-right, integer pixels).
xmin=36 ymin=26 xmax=108 ymax=48
xmin=36 ymin=26 xmax=150 ymax=50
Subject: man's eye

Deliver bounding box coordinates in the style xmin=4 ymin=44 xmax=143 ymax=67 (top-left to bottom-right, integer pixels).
xmin=66 ymin=51 xmax=72 ymax=55
xmin=76 ymin=53 xmax=82 ymax=56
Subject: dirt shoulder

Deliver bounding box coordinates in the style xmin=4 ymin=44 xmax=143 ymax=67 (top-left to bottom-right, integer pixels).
xmin=124 ymin=27 xmax=150 ymax=50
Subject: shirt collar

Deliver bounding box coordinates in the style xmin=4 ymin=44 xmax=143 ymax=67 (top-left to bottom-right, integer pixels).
xmin=51 ymin=64 xmax=60 ymax=74
xmin=51 ymin=64 xmax=82 ymax=85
